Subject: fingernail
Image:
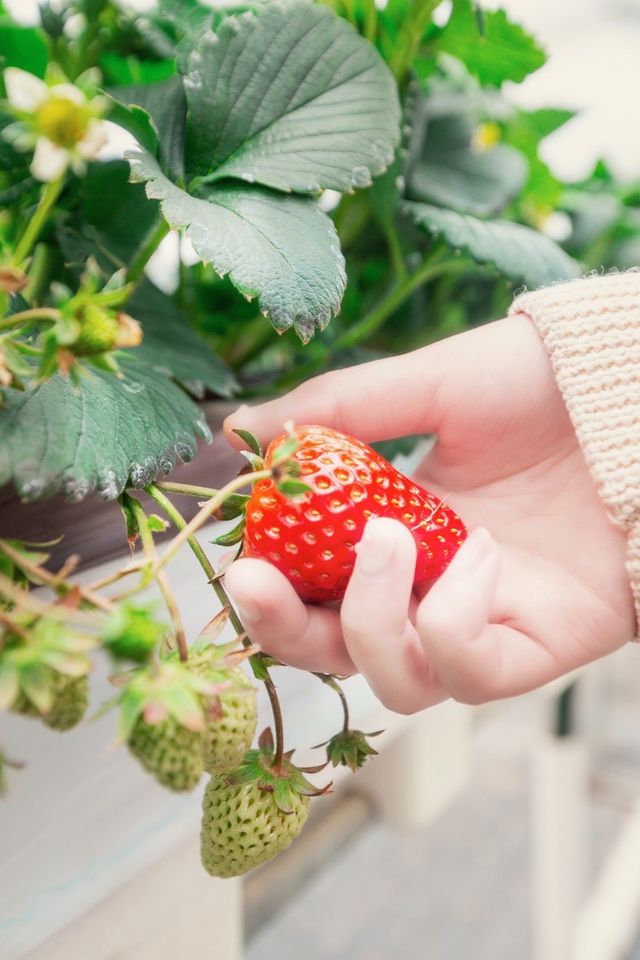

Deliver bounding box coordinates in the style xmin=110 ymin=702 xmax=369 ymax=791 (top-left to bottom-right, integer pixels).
xmin=355 ymin=519 xmax=395 ymax=576
xmin=452 ymin=528 xmax=492 ymax=573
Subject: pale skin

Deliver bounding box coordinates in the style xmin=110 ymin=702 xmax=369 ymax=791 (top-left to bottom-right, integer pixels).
xmin=223 ymin=313 xmax=636 ymax=714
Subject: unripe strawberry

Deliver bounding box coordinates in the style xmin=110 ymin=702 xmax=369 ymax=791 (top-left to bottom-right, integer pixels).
xmin=73 ymin=304 xmax=119 ymax=355
xmin=202 ymin=667 xmax=258 ymax=775
xmin=127 ymin=714 xmax=203 ymax=792
xmin=201 ymin=777 xmax=309 ymax=878
xmin=12 ymin=670 xmax=88 ymax=731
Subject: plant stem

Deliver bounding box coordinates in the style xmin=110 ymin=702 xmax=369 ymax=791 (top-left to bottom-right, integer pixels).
xmin=125 ymin=496 xmax=188 ymax=661
xmin=384 ymin=220 xmax=407 ymax=282
xmin=14 ymin=175 xmax=65 ymax=267
xmin=334 ymin=254 xmax=473 ymax=351
xmin=0 ymin=307 xmax=60 ymax=331
xmin=0 ymin=539 xmax=113 ymax=612
xmin=0 ymin=571 xmax=99 ymax=627
xmin=125 ymin=218 xmax=170 ymax=285
xmin=156 ymin=480 xmax=221 ymax=499
xmin=315 ymin=673 xmax=350 ymax=734
xmin=150 ymin=471 xmax=271 ymax=576
xmin=265 ymin=677 xmax=285 ymax=769
xmin=145 ymin=483 xmax=287 ymax=764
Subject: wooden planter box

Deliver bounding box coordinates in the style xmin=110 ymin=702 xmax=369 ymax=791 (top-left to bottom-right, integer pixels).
xmin=0 ymin=401 xmax=244 ymax=571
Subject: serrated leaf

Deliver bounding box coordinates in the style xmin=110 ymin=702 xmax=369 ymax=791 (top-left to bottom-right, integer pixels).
xmin=110 ymin=76 xmax=187 ymax=180
xmin=128 ymin=150 xmax=346 ymax=342
xmin=434 ymin=0 xmax=546 ymax=87
xmin=0 ymin=354 xmax=212 ymax=502
xmin=185 ymin=0 xmax=400 ymax=193
xmin=403 ymin=202 xmax=581 ymax=288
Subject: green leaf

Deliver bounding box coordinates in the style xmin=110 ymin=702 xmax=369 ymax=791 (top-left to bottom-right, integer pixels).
xmin=184 ymin=0 xmax=400 ymax=193
xmin=109 ymin=77 xmax=187 ymax=181
xmin=408 ymin=113 xmax=528 ymax=217
xmin=403 ymin=201 xmax=581 ymax=288
xmin=0 ymin=353 xmax=212 ymax=502
xmin=128 ymin=150 xmax=346 ymax=342
xmin=502 ymin=109 xmax=576 ymax=210
xmin=0 ymin=18 xmax=48 ymax=78
xmin=276 ymin=479 xmax=312 ymax=498
xmin=213 ymin=518 xmax=245 ymax=547
xmin=100 ymin=53 xmax=176 ymax=87
xmin=232 ymin=429 xmax=262 ymax=458
xmin=0 ymin=659 xmax=19 ymax=710
xmin=434 ymin=0 xmax=546 ymax=86
xmin=19 ymin=661 xmax=52 ymax=713
xmin=127 ymin=282 xmax=237 ymax=399
xmin=106 ymin=98 xmax=159 ymax=157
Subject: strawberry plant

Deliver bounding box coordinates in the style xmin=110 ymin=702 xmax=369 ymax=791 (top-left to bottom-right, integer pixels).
xmin=1 ymin=0 xmax=637 ymax=876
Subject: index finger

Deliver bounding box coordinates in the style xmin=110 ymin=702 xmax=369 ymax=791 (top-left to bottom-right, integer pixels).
xmin=223 ymin=343 xmax=447 ymax=450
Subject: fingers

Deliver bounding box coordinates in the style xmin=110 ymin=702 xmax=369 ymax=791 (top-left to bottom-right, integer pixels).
xmin=223 ymin=345 xmax=449 ymax=450
xmin=340 ymin=518 xmax=446 ymax=713
xmin=223 ymin=558 xmax=356 ymax=676
xmin=415 ymin=529 xmax=559 ymax=704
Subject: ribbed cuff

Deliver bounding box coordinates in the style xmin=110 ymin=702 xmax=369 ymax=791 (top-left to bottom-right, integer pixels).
xmin=509 ymin=270 xmax=640 ymax=638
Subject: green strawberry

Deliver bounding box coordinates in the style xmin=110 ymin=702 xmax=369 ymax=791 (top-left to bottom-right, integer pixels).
xmin=73 ymin=303 xmax=119 ymax=355
xmin=201 ymin=777 xmax=309 ymax=878
xmin=13 ymin=671 xmax=89 ymax=731
xmin=127 ymin=714 xmax=203 ymax=792
xmin=202 ymin=667 xmax=258 ymax=775
xmin=1 ymin=618 xmax=94 ymax=731
xmin=200 ymin=728 xmax=326 ymax=878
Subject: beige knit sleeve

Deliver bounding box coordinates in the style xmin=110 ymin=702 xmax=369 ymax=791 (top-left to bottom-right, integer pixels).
xmin=508 ymin=270 xmax=640 ymax=637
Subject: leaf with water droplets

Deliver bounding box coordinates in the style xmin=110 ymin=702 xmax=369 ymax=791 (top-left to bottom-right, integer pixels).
xmin=129 ymin=150 xmax=346 ymax=341
xmin=184 ymin=0 xmax=401 ymax=193
xmin=0 ymin=354 xmax=212 ymax=502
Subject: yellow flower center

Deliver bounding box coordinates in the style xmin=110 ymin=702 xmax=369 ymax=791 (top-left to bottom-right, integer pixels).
xmin=35 ymin=97 xmax=89 ymax=149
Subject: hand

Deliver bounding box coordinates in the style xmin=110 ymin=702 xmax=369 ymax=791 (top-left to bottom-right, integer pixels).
xmin=223 ymin=313 xmax=636 ymax=713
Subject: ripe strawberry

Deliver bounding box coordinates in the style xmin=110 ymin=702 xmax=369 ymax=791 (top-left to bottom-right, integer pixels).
xmin=201 ymin=667 xmax=258 ymax=775
xmin=242 ymin=425 xmax=467 ymax=603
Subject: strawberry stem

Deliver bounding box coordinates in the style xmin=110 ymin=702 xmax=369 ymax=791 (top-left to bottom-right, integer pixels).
xmin=145 ymin=483 xmax=288 ymax=766
xmin=265 ymin=678 xmax=285 ymax=771
xmin=149 ymin=470 xmax=271 ymax=575
xmin=315 ymin=673 xmax=350 ymax=734
xmin=124 ymin=495 xmax=188 ymax=662
xmin=155 ymin=480 xmax=221 ymax=499
xmin=0 ymin=538 xmax=113 ymax=613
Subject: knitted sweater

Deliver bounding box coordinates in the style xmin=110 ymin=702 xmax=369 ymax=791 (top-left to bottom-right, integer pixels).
xmin=509 ymin=271 xmax=640 ymax=638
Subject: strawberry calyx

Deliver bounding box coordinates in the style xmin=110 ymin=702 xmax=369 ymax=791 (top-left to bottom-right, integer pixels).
xmin=319 ymin=728 xmax=383 ymax=772
xmin=225 ymin=726 xmax=331 ymax=813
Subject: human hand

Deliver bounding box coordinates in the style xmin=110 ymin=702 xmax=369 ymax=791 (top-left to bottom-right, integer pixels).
xmin=223 ymin=313 xmax=636 ymax=713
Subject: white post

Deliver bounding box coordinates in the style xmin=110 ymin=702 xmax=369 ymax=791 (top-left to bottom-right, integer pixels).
xmin=531 ymin=733 xmax=589 ymax=960
xmin=356 ymin=700 xmax=472 ymax=830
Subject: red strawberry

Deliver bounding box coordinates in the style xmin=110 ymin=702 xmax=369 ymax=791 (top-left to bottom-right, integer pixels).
xmin=242 ymin=425 xmax=467 ymax=603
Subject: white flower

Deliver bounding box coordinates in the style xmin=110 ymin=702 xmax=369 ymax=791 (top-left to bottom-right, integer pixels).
xmin=3 ymin=67 xmax=108 ymax=182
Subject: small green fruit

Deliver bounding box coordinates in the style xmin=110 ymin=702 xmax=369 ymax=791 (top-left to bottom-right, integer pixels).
xmin=73 ymin=304 xmax=118 ymax=355
xmin=127 ymin=715 xmax=203 ymax=792
xmin=201 ymin=777 xmax=309 ymax=878
xmin=12 ymin=670 xmax=89 ymax=731
xmin=202 ymin=667 xmax=257 ymax=774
